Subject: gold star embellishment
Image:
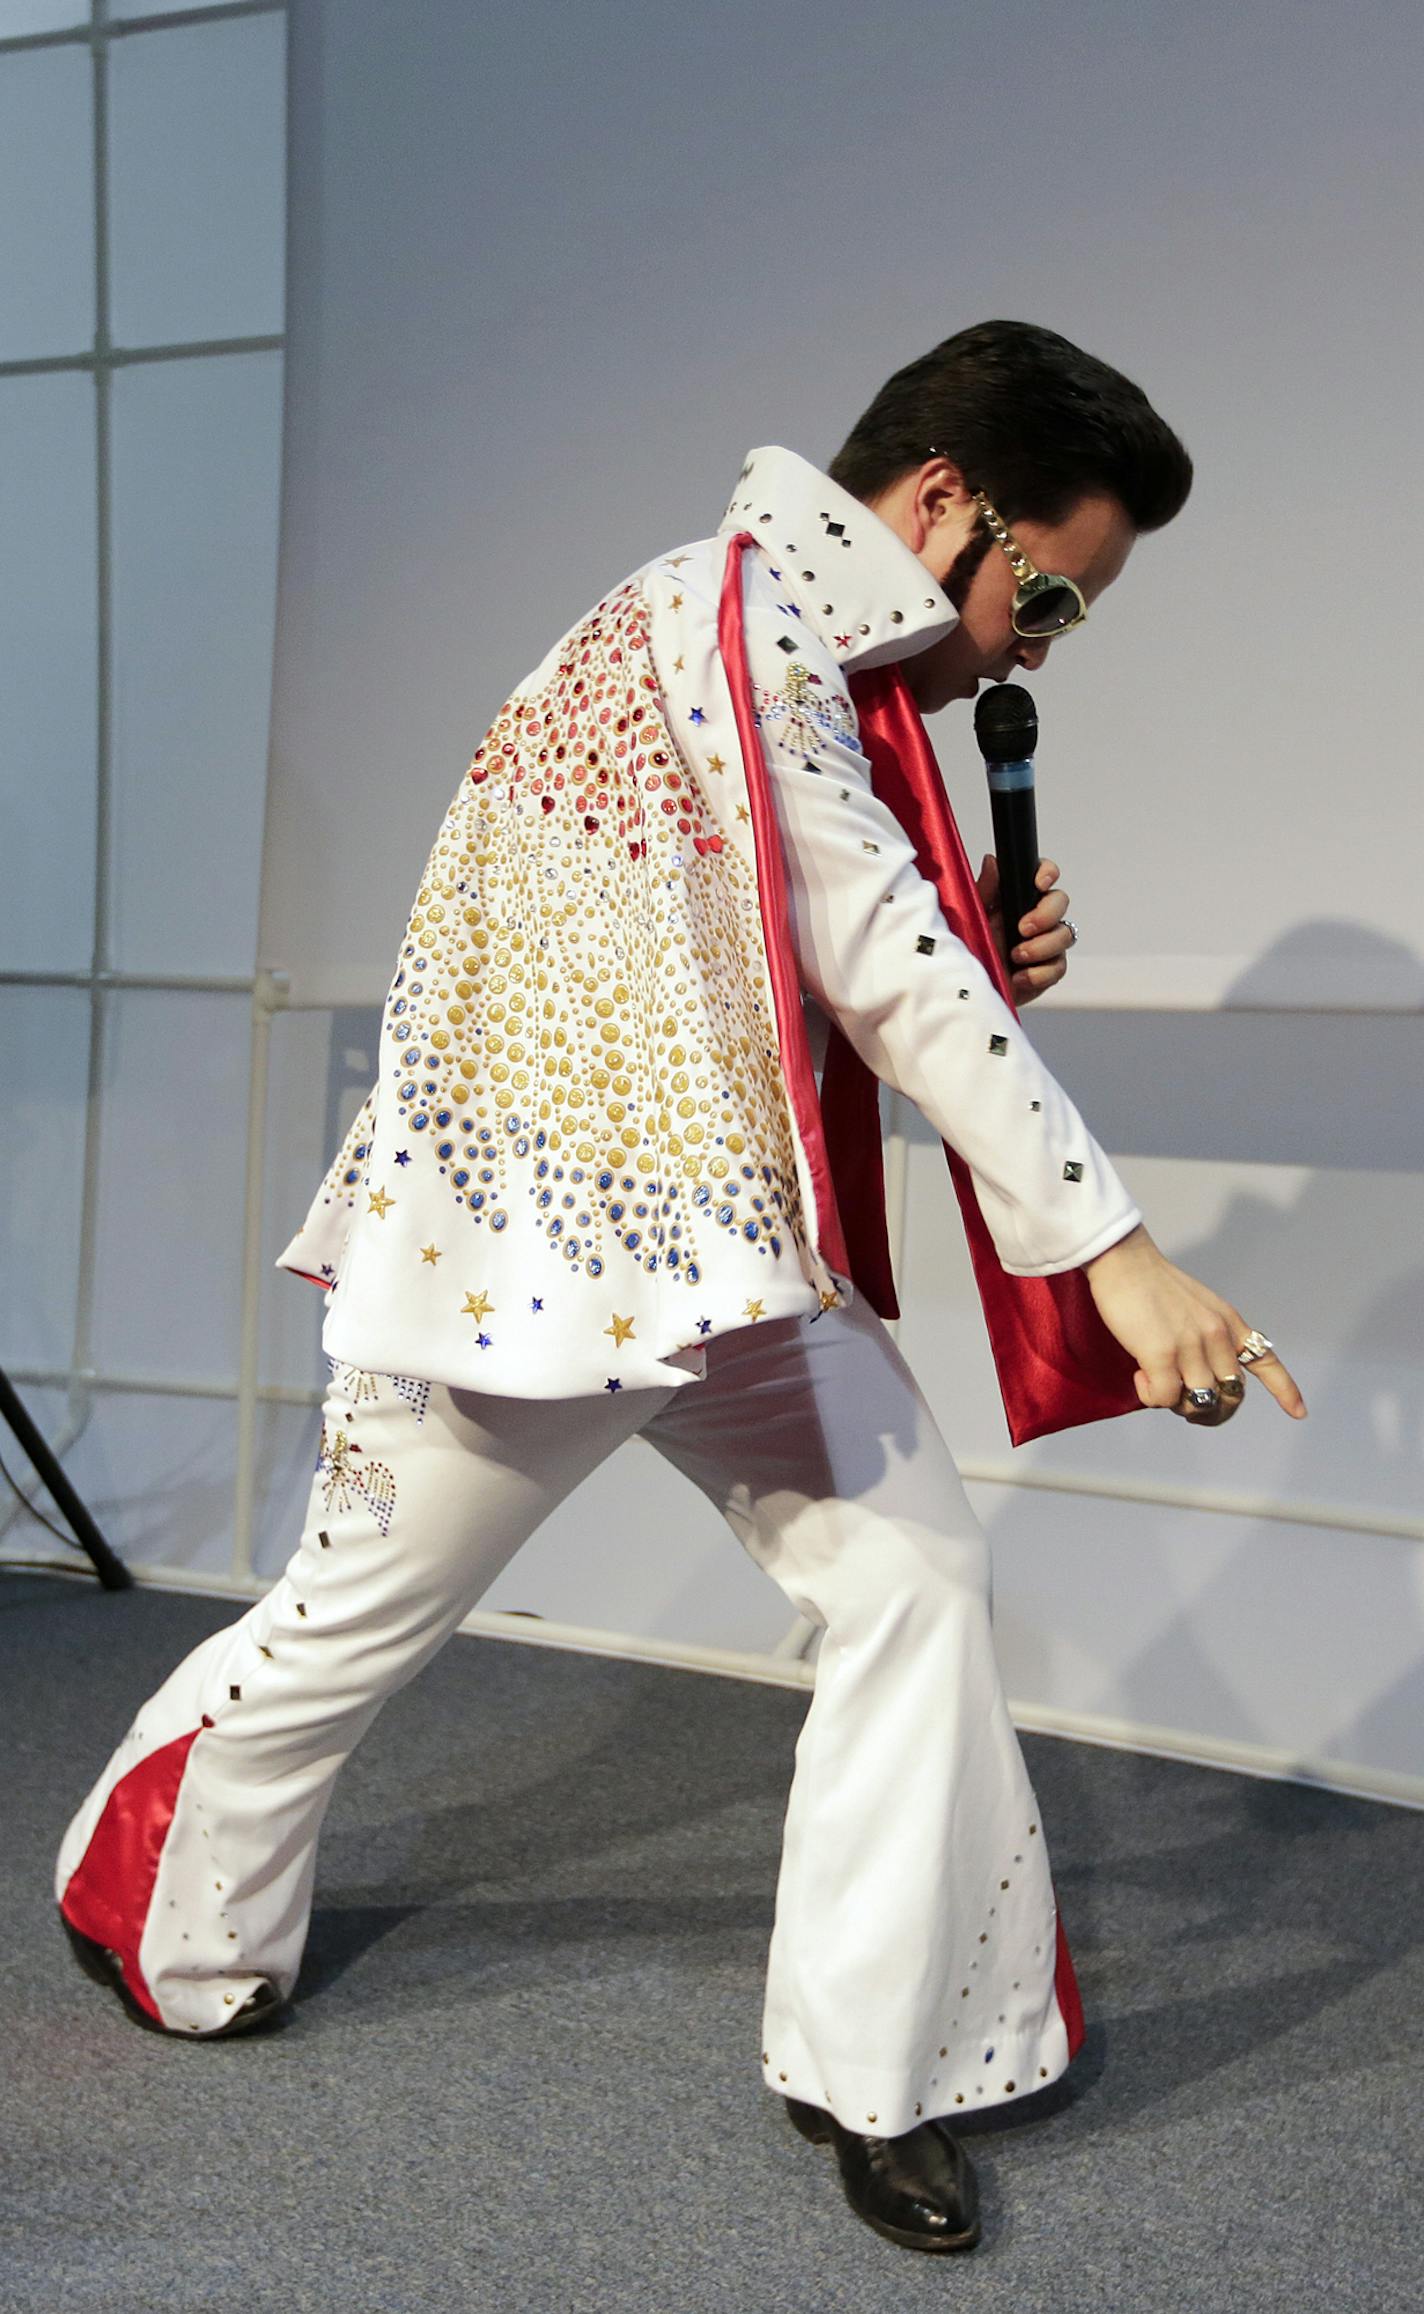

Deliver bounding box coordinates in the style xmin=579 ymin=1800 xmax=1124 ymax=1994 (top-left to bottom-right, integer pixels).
xmin=667 ymin=554 xmax=691 ymax=568
xmin=462 ymin=1290 xmax=495 ymax=1322
xmin=706 ymin=753 xmax=725 ymax=774
xmin=743 ymin=1299 xmax=766 ymax=1321
xmin=420 ymin=1243 xmax=443 ymax=1265
xmin=673 ymin=655 xmax=685 ymax=673
xmin=736 ymin=803 xmax=750 ymax=822
xmin=605 ymin=1312 xmax=636 ymax=1347
xmin=669 ymin=592 xmax=684 ymax=611
xmin=368 ymin=1187 xmax=395 ymax=1218
xmin=819 ymin=1287 xmax=842 ymax=1311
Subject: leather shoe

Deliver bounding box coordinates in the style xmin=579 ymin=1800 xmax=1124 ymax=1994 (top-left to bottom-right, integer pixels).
xmin=785 ymin=2094 xmax=981 ymax=2251
xmin=60 ymin=1912 xmax=287 ymax=2039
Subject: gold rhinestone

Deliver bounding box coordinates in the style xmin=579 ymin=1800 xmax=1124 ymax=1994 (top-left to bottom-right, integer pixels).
xmin=915 ymin=2102 xmax=922 ymax=2116
xmin=1040 ymin=2068 xmax=1049 ymax=2078
xmin=762 ymin=2051 xmax=769 ymax=2062
xmin=955 ymin=2093 xmax=965 ymax=2105
xmin=866 ymin=2113 xmax=876 ymax=2124
xmin=778 ymin=2071 xmax=787 ymax=2082
xmin=1001 ymin=1879 xmax=1010 ymax=1889
xmin=939 ymin=2045 xmax=947 ymax=2057
xmin=222 ymin=1994 xmax=234 ymax=2005
xmin=228 ymin=1932 xmax=237 ymax=1941
xmin=1005 ymin=2080 xmax=1016 ymax=2092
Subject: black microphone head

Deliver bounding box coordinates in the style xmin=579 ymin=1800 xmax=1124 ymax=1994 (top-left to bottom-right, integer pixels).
xmin=974 ymin=681 xmax=1038 ymax=763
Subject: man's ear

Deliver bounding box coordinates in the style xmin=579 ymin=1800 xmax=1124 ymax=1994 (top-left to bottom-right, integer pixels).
xmin=922 ymin=454 xmax=972 ymax=526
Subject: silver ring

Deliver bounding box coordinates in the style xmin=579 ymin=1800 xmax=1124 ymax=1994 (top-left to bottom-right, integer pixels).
xmin=1063 ymin=917 xmax=1079 ymax=944
xmin=1236 ymin=1330 xmax=1274 ymax=1365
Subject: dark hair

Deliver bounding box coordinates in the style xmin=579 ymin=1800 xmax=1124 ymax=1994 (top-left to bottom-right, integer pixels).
xmin=828 ymin=319 xmax=1192 ymax=532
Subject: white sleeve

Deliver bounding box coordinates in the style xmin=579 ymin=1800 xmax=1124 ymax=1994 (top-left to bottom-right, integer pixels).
xmin=743 ymin=610 xmax=1142 ymax=1277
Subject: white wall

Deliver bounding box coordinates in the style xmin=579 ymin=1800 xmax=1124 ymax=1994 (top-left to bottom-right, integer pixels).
xmin=3 ymin=0 xmax=1421 ymax=1807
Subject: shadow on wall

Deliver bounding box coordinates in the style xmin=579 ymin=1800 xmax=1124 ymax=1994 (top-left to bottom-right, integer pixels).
xmin=1235 ymin=915 xmax=1424 ymax=1011
xmin=1029 ymin=917 xmax=1423 ymax=1173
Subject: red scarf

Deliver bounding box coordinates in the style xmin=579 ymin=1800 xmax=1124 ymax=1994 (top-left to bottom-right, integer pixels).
xmin=720 ymin=530 xmax=1143 ymax=1447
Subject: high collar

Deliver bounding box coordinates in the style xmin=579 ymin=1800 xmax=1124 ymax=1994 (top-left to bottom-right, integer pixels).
xmin=716 ymin=444 xmax=959 ymax=676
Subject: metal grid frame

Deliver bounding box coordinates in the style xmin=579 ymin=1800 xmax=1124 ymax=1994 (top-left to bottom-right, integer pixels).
xmin=0 ymin=0 xmax=290 ymax=1582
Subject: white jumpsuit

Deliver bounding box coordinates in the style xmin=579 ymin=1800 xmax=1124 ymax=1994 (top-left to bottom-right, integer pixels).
xmin=56 ymin=446 xmax=1133 ymax=2136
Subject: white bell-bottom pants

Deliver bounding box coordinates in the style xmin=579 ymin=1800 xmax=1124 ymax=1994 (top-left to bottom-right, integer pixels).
xmin=55 ymin=1287 xmax=1084 ymax=2137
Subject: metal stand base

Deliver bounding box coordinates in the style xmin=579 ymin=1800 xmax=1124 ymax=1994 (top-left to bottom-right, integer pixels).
xmin=0 ymin=1367 xmax=131 ymax=1589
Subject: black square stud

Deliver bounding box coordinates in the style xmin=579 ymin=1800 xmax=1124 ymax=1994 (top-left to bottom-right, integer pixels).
xmin=776 ymin=635 xmax=798 ymax=654
xmin=988 ymin=1034 xmax=1009 ymax=1055
xmin=916 ymin=934 xmax=936 ymax=955
xmin=1063 ymin=1162 xmax=1084 ymax=1182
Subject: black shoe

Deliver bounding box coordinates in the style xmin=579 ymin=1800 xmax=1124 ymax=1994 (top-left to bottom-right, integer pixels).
xmin=60 ymin=1912 xmax=287 ymax=2039
xmin=785 ymin=2094 xmax=982 ymax=2252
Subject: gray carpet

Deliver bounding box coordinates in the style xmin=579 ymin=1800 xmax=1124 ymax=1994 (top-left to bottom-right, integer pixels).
xmin=3 ymin=1571 xmax=1420 ymax=2313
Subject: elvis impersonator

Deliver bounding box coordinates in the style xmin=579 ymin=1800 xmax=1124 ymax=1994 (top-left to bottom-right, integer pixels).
xmin=55 ymin=321 xmax=1307 ymax=2256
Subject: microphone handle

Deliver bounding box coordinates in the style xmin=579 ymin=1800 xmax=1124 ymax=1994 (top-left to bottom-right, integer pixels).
xmin=985 ymin=759 xmax=1041 ymax=980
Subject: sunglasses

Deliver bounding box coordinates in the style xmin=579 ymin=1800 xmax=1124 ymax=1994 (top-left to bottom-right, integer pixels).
xmin=970 ymin=487 xmax=1089 ymax=639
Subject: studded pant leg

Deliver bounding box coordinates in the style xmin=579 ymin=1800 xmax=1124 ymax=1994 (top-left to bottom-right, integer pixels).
xmin=639 ymin=1289 xmax=1082 ymax=2138
xmin=55 ymin=1358 xmax=672 ymax=2035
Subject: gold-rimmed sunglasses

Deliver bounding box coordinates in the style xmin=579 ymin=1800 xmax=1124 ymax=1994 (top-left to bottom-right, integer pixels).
xmin=970 ymin=487 xmax=1089 ymax=639
xmin=927 ymin=449 xmax=1089 ymax=638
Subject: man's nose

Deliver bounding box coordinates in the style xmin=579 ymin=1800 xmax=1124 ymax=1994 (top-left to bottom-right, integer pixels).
xmin=1013 ymin=635 xmax=1052 ymax=672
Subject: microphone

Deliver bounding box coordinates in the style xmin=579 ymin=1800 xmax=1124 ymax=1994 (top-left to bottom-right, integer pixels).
xmin=973 ymin=683 xmax=1042 ymax=981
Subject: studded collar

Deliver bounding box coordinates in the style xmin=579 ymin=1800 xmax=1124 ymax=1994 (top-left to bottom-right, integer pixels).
xmin=716 ymin=444 xmax=960 ymax=676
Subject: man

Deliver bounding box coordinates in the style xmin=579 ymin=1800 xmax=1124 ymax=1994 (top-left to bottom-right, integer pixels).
xmin=55 ymin=320 xmax=1305 ymax=2257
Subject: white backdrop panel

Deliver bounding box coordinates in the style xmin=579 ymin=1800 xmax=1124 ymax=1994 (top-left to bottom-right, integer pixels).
xmin=0 ymin=987 xmax=90 ymax=1374
xmin=0 ymin=373 xmax=97 ymax=973
xmin=984 ymin=1491 xmax=1424 ymax=1787
xmin=90 ymin=988 xmax=255 ymax=1387
xmin=0 ymin=35 xmax=91 ymax=357
xmin=0 ymin=4 xmax=86 ymax=33
xmin=108 ymin=352 xmax=284 ymax=976
xmin=259 ymin=0 xmax=1424 ymax=1013
xmin=106 ymin=8 xmax=286 ymax=349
